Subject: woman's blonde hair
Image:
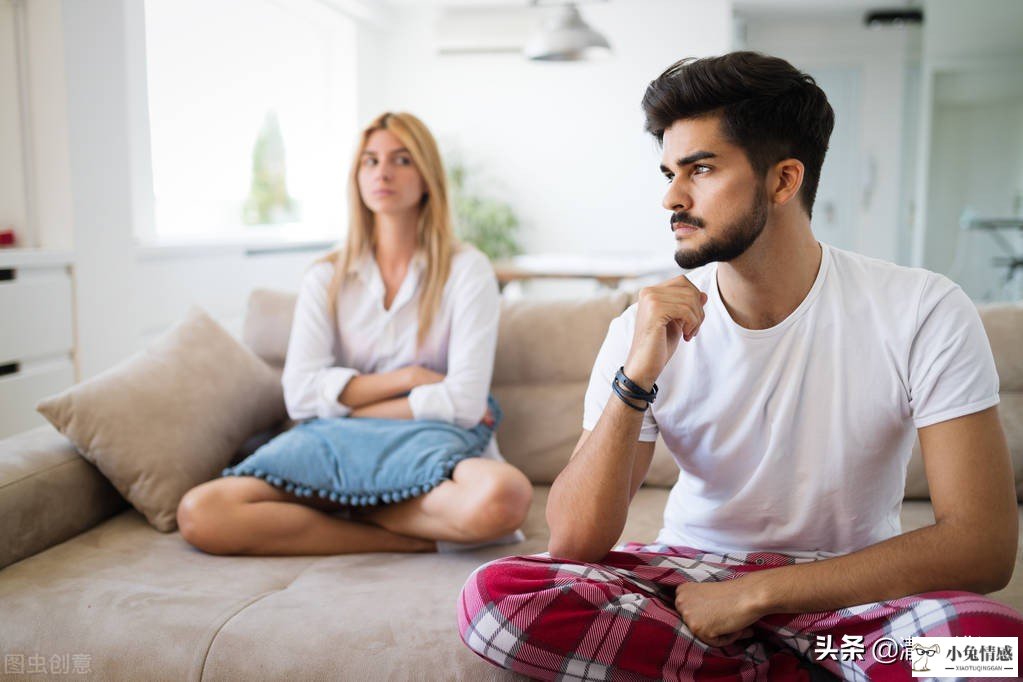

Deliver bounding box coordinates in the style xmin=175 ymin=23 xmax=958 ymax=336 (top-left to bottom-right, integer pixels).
xmin=319 ymin=112 xmax=457 ymax=347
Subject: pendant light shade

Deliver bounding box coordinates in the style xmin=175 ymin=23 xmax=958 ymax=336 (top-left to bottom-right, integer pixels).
xmin=524 ymin=3 xmax=611 ymax=62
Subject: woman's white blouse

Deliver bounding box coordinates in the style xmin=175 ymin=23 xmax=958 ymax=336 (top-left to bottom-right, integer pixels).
xmin=281 ymin=246 xmax=501 ymax=433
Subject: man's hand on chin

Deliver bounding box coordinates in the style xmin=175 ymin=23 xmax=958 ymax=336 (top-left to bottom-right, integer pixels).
xmin=674 ymin=579 xmax=766 ymax=648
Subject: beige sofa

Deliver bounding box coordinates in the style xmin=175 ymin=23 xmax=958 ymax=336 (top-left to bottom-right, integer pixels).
xmin=1 ymin=291 xmax=1020 ymax=681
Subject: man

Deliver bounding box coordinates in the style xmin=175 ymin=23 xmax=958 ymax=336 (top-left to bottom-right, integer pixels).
xmin=458 ymin=52 xmax=1023 ymax=680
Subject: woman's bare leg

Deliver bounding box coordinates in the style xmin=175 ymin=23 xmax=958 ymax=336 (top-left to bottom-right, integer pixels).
xmin=177 ymin=477 xmax=435 ymax=556
xmin=360 ymin=458 xmax=533 ymax=543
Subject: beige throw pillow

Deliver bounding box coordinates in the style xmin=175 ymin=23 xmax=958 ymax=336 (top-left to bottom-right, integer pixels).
xmin=37 ymin=307 xmax=286 ymax=532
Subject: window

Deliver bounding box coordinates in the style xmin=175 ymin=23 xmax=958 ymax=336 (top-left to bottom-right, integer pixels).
xmin=143 ymin=0 xmax=356 ymax=242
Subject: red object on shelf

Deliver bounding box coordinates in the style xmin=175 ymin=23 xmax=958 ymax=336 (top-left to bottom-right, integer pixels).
xmin=0 ymin=228 xmax=15 ymax=247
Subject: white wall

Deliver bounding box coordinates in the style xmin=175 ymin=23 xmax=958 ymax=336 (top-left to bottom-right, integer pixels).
xmin=0 ymin=1 xmax=27 ymax=245
xmin=924 ymin=0 xmax=1023 ymax=62
xmin=24 ymin=0 xmax=74 ymax=250
xmin=742 ymin=15 xmax=920 ymax=264
xmin=925 ymin=94 xmax=1023 ymax=301
xmin=361 ymin=1 xmax=734 ymax=258
xmin=913 ymin=0 xmax=1023 ymax=300
xmin=0 ymin=0 xmax=73 ymax=250
xmin=59 ymin=0 xmax=337 ymax=381
xmin=62 ymin=0 xmax=143 ymax=378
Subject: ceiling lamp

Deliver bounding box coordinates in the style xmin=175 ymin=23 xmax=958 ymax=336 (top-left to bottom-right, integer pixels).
xmin=524 ymin=2 xmax=611 ymax=62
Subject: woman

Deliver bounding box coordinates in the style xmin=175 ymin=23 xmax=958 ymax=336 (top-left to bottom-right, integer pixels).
xmin=177 ymin=112 xmax=532 ymax=555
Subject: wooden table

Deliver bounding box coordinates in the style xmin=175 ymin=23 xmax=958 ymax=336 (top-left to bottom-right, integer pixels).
xmin=493 ymin=253 xmax=676 ymax=291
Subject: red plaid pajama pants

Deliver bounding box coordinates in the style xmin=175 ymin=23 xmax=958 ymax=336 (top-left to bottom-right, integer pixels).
xmin=458 ymin=543 xmax=1023 ymax=681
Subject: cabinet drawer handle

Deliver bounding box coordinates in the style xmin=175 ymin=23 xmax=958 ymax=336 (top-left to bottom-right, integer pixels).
xmin=0 ymin=362 xmax=19 ymax=377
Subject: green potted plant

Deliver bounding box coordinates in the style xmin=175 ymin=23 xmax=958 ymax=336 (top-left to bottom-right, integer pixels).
xmin=447 ymin=160 xmax=522 ymax=261
xmin=243 ymin=111 xmax=298 ymax=226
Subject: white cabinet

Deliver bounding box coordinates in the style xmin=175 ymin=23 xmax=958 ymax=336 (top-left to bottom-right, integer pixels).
xmin=0 ymin=250 xmax=75 ymax=437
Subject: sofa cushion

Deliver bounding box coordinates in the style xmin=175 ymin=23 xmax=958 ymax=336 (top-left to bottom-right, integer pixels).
xmin=0 ymin=486 xmax=667 ymax=681
xmin=492 ymin=293 xmax=631 ymax=385
xmin=490 ymin=382 xmax=587 ymax=484
xmin=982 ymin=302 xmax=1023 ymax=392
xmin=491 ymin=293 xmax=677 ymax=486
xmin=0 ymin=511 xmax=321 ymax=680
xmin=1 ymin=491 xmax=1019 ymax=680
xmin=0 ymin=425 xmax=126 ymax=569
xmin=36 ymin=308 xmax=286 ymax=532
xmin=242 ymin=288 xmax=296 ymax=369
xmin=243 ymin=288 xmax=633 ymax=385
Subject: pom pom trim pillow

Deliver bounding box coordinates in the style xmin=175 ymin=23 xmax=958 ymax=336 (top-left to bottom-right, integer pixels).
xmin=222 ymin=397 xmax=502 ymax=506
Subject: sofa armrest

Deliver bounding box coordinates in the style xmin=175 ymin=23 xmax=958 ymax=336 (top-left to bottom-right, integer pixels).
xmin=0 ymin=425 xmax=127 ymax=569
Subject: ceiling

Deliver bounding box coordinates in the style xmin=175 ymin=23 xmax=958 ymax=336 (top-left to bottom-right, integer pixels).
xmin=379 ymin=0 xmax=921 ymax=8
xmin=374 ymin=0 xmax=925 ymax=23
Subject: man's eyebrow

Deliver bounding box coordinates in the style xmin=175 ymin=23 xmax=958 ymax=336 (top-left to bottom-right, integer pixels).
xmin=660 ymin=151 xmax=717 ymax=173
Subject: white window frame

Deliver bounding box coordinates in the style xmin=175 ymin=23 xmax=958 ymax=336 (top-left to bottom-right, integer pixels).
xmin=0 ymin=0 xmax=32 ymax=248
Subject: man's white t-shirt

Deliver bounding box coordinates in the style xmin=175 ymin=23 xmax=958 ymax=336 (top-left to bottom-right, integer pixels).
xmin=583 ymin=243 xmax=1000 ymax=559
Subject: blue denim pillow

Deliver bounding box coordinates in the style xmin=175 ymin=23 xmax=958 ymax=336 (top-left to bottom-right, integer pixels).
xmin=221 ymin=397 xmax=501 ymax=506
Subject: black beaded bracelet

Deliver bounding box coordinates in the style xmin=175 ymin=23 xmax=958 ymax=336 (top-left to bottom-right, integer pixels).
xmin=612 ymin=379 xmax=648 ymax=412
xmin=615 ymin=367 xmax=657 ymax=403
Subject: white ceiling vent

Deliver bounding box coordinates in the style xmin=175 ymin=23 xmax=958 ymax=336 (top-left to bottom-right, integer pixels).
xmin=434 ymin=6 xmax=534 ymax=55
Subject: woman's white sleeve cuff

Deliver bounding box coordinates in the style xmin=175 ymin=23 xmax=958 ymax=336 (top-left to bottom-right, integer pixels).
xmin=408 ymin=383 xmax=456 ymax=423
xmin=318 ymin=367 xmax=360 ymax=418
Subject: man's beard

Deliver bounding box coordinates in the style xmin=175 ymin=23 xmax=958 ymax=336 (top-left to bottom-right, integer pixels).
xmin=673 ymin=188 xmax=768 ymax=270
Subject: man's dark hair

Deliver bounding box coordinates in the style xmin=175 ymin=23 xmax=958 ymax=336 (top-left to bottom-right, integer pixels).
xmin=642 ymin=51 xmax=834 ymax=218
